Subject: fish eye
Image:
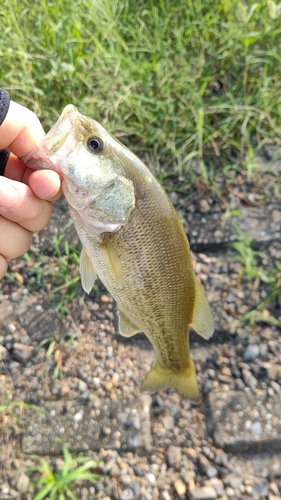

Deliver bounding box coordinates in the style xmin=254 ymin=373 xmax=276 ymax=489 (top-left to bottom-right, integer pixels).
xmin=87 ymin=136 xmax=103 ymax=153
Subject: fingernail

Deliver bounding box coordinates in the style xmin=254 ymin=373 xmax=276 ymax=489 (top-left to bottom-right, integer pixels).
xmin=0 ymin=178 xmax=19 ymax=208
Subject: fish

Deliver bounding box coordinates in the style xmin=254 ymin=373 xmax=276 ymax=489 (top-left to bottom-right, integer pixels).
xmin=22 ymin=104 xmax=215 ymax=399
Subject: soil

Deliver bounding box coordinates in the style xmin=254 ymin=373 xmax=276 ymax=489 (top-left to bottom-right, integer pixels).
xmin=0 ymin=155 xmax=280 ymax=500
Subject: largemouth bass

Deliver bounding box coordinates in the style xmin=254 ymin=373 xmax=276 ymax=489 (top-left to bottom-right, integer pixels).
xmin=22 ymin=105 xmax=214 ymax=399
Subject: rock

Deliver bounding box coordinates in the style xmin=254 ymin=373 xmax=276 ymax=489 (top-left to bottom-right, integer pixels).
xmin=213 ymin=450 xmax=228 ymax=467
xmin=189 ymin=486 xmax=218 ymax=500
xmin=223 ymin=474 xmax=243 ymax=489
xmin=0 ymin=344 xmax=9 ymax=361
xmin=12 ymin=343 xmax=33 ymax=363
xmin=166 ymin=445 xmax=181 ymax=467
xmin=199 ymin=199 xmax=211 ymax=213
xmin=198 ymin=455 xmax=218 ymax=478
xmin=253 ymin=481 xmax=269 ymax=497
xmin=162 ymin=415 xmax=175 ymax=431
xmin=160 ymin=492 xmax=171 ymax=500
xmin=169 ymin=192 xmax=179 ymax=205
xmin=7 ymin=323 xmax=16 ymax=333
xmin=241 ymin=369 xmax=258 ymax=390
xmin=268 ymin=496 xmax=281 ymax=500
xmin=78 ymin=379 xmax=88 ymax=392
xmin=14 ymin=472 xmax=30 ymax=493
xmin=145 ymin=473 xmax=156 ymax=485
xmin=243 ymin=344 xmax=260 ymax=362
xmin=174 ymin=479 xmax=186 ymax=496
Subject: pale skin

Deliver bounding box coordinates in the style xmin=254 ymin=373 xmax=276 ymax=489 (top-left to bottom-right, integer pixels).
xmin=0 ymin=101 xmax=62 ymax=279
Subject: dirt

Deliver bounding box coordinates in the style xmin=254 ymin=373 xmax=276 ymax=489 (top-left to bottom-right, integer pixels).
xmin=0 ymin=156 xmax=280 ymax=500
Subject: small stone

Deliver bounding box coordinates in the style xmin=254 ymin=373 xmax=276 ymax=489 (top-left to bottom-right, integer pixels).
xmin=253 ymin=481 xmax=269 ymax=497
xmin=242 ymin=369 xmax=258 ymax=389
xmin=100 ymin=294 xmax=110 ymax=303
xmin=146 ymin=473 xmax=156 ymax=485
xmin=169 ymin=192 xmax=179 ymax=205
xmin=162 ymin=415 xmax=175 ymax=431
xmin=174 ymin=479 xmax=186 ymax=496
xmin=0 ymin=345 xmax=9 ymax=361
xmin=166 ymin=445 xmax=181 ymax=467
xmin=7 ymin=323 xmax=16 ymax=333
xmin=214 ymin=450 xmax=228 ymax=467
xmin=189 ymin=486 xmax=217 ymax=500
xmin=73 ymin=409 xmax=84 ymax=422
xmin=225 ymin=487 xmax=236 ymax=498
xmin=14 ymin=472 xmax=30 ymax=493
xmin=224 ymin=474 xmax=243 ymax=489
xmin=78 ymin=380 xmax=88 ymax=392
xmin=268 ymin=496 xmax=281 ymax=500
xmin=243 ymin=344 xmax=259 ymax=362
xmin=12 ymin=343 xmax=34 ymax=363
xmin=199 ymin=199 xmax=211 ymax=213
xmin=160 ymin=492 xmax=171 ymax=500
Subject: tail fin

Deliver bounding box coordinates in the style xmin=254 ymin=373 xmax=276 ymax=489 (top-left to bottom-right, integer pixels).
xmin=141 ymin=359 xmax=199 ymax=400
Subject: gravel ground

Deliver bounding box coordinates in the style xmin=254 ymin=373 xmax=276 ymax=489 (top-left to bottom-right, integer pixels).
xmin=0 ymin=158 xmax=280 ymax=500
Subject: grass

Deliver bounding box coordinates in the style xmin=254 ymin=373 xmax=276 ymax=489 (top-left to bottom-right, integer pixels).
xmin=1 ymin=0 xmax=281 ymax=179
xmin=29 ymin=441 xmax=99 ymax=500
xmin=229 ymin=227 xmax=281 ymax=328
xmin=0 ymin=392 xmax=43 ymax=434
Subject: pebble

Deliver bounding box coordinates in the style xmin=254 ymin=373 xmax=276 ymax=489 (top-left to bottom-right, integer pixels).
xmin=242 ymin=368 xmax=258 ymax=389
xmin=268 ymin=496 xmax=281 ymax=500
xmin=189 ymin=486 xmax=218 ymax=500
xmin=14 ymin=472 xmax=30 ymax=493
xmin=7 ymin=323 xmax=16 ymax=333
xmin=172 ymin=478 xmax=186 ymax=496
xmin=243 ymin=344 xmax=260 ymax=362
xmin=160 ymin=492 xmax=171 ymax=500
xmin=146 ymin=473 xmax=156 ymax=485
xmin=199 ymin=199 xmax=211 ymax=213
xmin=0 ymin=344 xmax=9 ymax=361
xmin=12 ymin=343 xmax=34 ymax=363
xmin=162 ymin=415 xmax=175 ymax=431
xmin=166 ymin=446 xmax=181 ymax=467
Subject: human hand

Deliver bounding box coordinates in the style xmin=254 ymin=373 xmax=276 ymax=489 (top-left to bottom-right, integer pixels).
xmin=0 ymin=94 xmax=62 ymax=279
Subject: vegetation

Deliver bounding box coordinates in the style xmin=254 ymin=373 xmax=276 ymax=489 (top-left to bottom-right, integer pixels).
xmin=1 ymin=0 xmax=281 ymax=179
xmin=29 ymin=442 xmax=99 ymax=500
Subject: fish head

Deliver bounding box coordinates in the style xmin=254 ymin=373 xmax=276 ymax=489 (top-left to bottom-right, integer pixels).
xmin=22 ymin=104 xmax=135 ymax=235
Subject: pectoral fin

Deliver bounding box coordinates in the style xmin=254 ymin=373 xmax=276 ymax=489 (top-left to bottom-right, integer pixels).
xmin=190 ymin=280 xmax=215 ymax=339
xmin=100 ymin=238 xmax=123 ymax=287
xmin=119 ymin=310 xmax=141 ymax=337
xmin=79 ymin=247 xmax=97 ymax=294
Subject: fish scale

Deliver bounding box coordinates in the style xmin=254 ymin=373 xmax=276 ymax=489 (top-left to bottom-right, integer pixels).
xmin=22 ymin=104 xmax=214 ymax=399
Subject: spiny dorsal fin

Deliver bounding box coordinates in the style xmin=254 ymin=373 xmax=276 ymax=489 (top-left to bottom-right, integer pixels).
xmin=79 ymin=247 xmax=97 ymax=294
xmin=118 ymin=310 xmax=141 ymax=337
xmin=190 ymin=280 xmax=215 ymax=339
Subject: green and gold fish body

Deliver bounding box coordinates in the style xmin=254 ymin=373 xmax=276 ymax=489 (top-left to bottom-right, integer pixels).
xmin=22 ymin=105 xmax=214 ymax=399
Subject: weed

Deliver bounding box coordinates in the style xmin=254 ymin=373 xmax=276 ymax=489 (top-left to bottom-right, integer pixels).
xmin=0 ymin=393 xmax=43 ymax=433
xmin=229 ymin=226 xmax=265 ymax=282
xmin=1 ymin=0 xmax=281 ymax=181
xmin=36 ymin=331 xmax=78 ymax=381
xmin=29 ymin=441 xmax=99 ymax=500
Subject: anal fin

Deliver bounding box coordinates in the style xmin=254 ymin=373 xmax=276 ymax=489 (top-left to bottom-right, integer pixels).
xmin=191 ymin=280 xmax=215 ymax=339
xmin=119 ymin=310 xmax=141 ymax=337
xmin=79 ymin=247 xmax=97 ymax=294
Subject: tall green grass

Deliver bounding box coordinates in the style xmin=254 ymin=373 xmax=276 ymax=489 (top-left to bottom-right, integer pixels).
xmin=1 ymin=0 xmax=281 ymax=177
